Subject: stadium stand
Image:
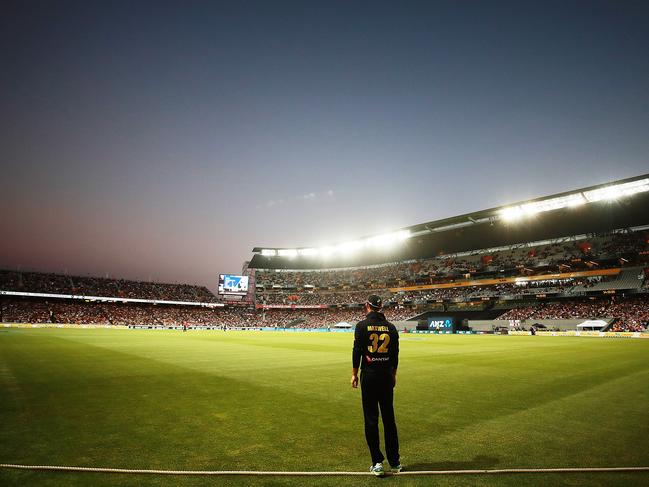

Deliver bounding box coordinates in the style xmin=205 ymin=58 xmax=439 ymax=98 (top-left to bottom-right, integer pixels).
xmin=0 ymin=270 xmax=218 ymax=302
xmin=255 ymin=231 xmax=649 ymax=293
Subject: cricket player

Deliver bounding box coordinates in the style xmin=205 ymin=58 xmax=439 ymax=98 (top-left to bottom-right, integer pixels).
xmin=351 ymin=294 xmax=401 ymax=476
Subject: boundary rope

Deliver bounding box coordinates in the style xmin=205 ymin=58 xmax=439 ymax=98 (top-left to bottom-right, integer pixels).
xmin=1 ymin=463 xmax=648 ymax=476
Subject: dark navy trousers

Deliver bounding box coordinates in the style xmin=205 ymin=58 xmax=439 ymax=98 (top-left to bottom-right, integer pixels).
xmin=360 ymin=369 xmax=400 ymax=466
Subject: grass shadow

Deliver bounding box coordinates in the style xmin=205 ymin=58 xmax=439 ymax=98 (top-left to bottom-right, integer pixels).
xmin=406 ymin=455 xmax=500 ymax=471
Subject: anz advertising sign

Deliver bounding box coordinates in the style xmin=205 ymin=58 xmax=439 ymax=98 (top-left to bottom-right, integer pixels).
xmin=428 ymin=317 xmax=454 ymax=332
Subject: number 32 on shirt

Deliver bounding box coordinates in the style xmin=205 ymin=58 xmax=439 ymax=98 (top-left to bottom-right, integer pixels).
xmin=367 ymin=333 xmax=390 ymax=353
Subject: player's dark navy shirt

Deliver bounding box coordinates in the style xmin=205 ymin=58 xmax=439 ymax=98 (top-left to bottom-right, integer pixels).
xmin=352 ymin=311 xmax=399 ymax=372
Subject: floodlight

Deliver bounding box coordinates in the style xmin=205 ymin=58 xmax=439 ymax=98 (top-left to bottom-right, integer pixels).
xmin=584 ymin=178 xmax=649 ymax=202
xmin=587 ymin=186 xmax=620 ymax=202
xmin=261 ymin=249 xmax=277 ymax=257
xmin=500 ymin=193 xmax=592 ymax=222
xmin=496 ymin=180 xmax=649 ymax=223
xmin=518 ymin=193 xmax=587 ymax=215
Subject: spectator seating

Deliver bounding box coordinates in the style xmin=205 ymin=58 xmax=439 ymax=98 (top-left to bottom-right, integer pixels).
xmin=0 ymin=299 xmax=414 ymax=328
xmin=0 ymin=270 xmax=219 ymax=302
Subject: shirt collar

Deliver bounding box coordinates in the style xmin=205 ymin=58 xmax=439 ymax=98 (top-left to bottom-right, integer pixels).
xmin=366 ymin=310 xmax=386 ymax=320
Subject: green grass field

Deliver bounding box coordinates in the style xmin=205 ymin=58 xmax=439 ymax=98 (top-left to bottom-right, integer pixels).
xmin=1 ymin=328 xmax=648 ymax=487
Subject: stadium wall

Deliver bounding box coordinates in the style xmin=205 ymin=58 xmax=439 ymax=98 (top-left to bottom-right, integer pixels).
xmin=467 ymin=319 xmax=614 ymax=331
xmin=393 ymin=320 xmax=417 ymax=332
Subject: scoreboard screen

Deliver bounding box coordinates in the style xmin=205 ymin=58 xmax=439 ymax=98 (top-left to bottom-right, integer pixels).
xmin=218 ymin=274 xmax=249 ymax=295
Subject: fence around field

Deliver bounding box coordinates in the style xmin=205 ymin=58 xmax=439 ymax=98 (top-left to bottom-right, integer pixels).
xmin=2 ymin=322 xmax=647 ymax=338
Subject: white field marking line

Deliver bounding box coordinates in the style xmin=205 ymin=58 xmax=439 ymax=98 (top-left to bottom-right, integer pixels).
xmin=0 ymin=464 xmax=648 ymax=476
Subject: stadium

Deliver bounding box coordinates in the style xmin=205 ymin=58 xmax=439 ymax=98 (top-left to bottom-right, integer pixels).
xmin=3 ymin=174 xmax=648 ymax=333
xmin=2 ymin=174 xmax=648 ymax=486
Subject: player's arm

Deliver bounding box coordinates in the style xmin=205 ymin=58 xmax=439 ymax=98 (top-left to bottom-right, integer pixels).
xmin=351 ymin=322 xmax=364 ymax=388
xmin=390 ymin=327 xmax=399 ymax=387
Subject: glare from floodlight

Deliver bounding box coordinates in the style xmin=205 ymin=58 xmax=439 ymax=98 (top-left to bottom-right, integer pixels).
xmin=499 ymin=206 xmax=524 ymax=222
xmin=320 ymin=246 xmax=335 ymax=257
xmin=367 ymin=232 xmax=406 ymax=248
xmin=261 ymin=249 xmax=276 ymax=257
xmin=336 ymin=240 xmax=364 ymax=255
xmin=298 ymin=248 xmax=319 ymax=257
xmin=366 ymin=234 xmax=390 ymax=247
xmin=520 ymin=204 xmax=540 ymax=216
xmin=278 ymin=249 xmax=297 ymax=258
xmin=566 ymin=194 xmax=587 ymax=207
xmin=591 ymin=186 xmax=620 ymax=202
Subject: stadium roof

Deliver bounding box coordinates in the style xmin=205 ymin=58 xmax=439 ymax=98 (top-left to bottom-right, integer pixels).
xmin=249 ymin=173 xmax=649 ymax=270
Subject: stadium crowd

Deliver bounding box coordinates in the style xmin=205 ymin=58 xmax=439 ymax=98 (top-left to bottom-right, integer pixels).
xmin=2 ymin=292 xmax=647 ymax=331
xmin=258 ymin=290 xmax=373 ymax=306
xmin=256 ymin=272 xmax=640 ymax=306
xmin=0 ymin=270 xmax=218 ymax=302
xmin=0 ymin=299 xmax=414 ymax=328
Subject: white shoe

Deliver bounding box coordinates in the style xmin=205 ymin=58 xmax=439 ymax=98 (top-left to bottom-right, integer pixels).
xmin=369 ymin=463 xmax=385 ymax=477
